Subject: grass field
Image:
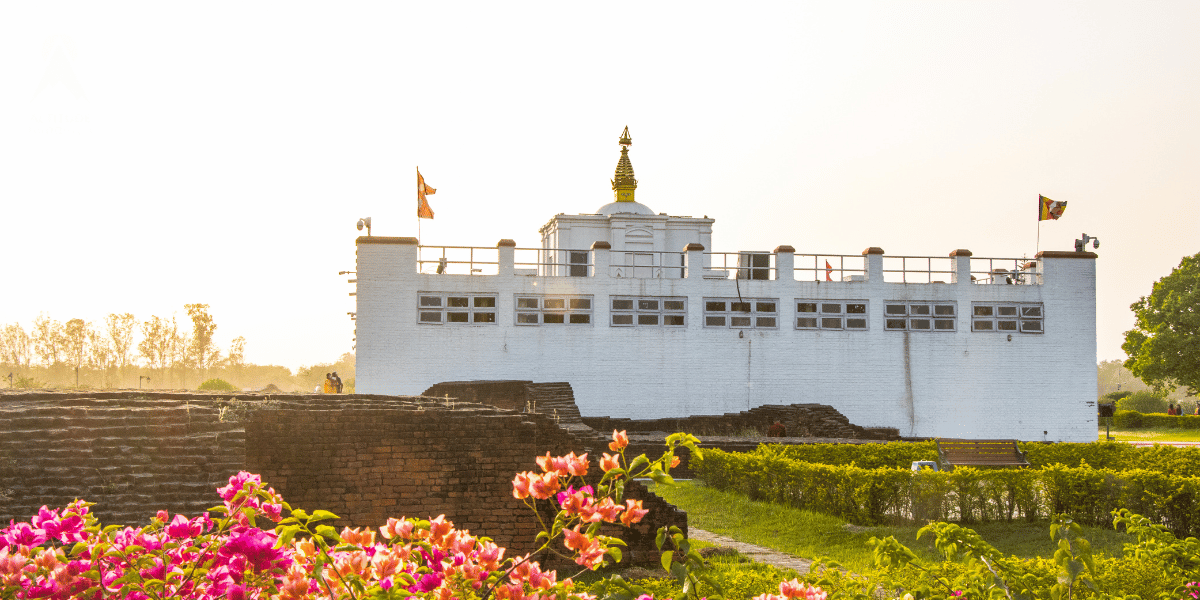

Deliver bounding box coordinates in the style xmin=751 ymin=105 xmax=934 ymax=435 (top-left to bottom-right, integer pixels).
xmin=1100 ymin=428 xmax=1200 ymax=442
xmin=650 ymin=480 xmax=1133 ymax=574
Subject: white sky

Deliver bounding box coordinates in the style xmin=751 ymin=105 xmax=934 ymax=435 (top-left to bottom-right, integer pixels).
xmin=1 ymin=2 xmax=1197 ymax=371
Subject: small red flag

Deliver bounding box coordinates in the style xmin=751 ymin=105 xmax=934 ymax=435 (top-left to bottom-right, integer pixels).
xmin=418 ymin=168 xmax=436 ymax=219
xmin=825 ymin=260 xmax=833 ymax=282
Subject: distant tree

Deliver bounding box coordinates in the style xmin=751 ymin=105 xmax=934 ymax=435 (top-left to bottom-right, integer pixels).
xmin=87 ymin=328 xmax=113 ymax=381
xmin=1123 ymin=252 xmax=1200 ymax=396
xmin=31 ymin=313 xmax=63 ymax=366
xmin=185 ymin=303 xmax=220 ymax=379
xmin=198 ymin=378 xmax=237 ymax=391
xmin=139 ymin=315 xmax=179 ymax=384
xmin=62 ymin=318 xmax=90 ymax=374
xmin=105 ymin=312 xmax=137 ymax=370
xmin=0 ymin=323 xmax=32 ymax=368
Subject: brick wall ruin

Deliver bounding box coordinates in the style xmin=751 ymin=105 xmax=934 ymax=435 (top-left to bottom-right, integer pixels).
xmin=0 ymin=390 xmax=682 ymax=562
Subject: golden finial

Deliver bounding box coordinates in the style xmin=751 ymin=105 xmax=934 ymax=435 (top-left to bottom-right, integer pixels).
xmin=611 ymin=126 xmax=637 ymax=202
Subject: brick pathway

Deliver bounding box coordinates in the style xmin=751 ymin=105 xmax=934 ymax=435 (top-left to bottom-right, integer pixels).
xmin=688 ymin=527 xmax=813 ymax=574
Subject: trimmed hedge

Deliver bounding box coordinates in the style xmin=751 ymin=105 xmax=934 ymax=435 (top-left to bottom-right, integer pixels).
xmin=1112 ymin=409 xmax=1200 ymax=430
xmin=757 ymin=440 xmax=1200 ymax=475
xmin=695 ymin=448 xmax=1200 ymax=535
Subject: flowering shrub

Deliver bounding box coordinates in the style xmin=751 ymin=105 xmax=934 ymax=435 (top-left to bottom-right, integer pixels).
xmin=0 ymin=430 xmax=790 ymax=600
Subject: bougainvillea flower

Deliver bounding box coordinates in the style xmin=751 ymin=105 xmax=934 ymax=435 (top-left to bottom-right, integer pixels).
xmin=340 ymin=526 xmax=375 ymax=547
xmin=670 ymin=455 xmax=681 ymax=468
xmin=600 ymin=453 xmax=620 ymax=472
xmin=429 ymin=515 xmax=453 ymax=545
xmin=381 ymin=517 xmax=416 ymax=540
xmin=609 ymin=430 xmax=629 ymax=451
xmin=165 ymin=514 xmax=200 ymax=538
xmin=620 ymin=500 xmax=649 ymax=526
xmin=221 ymin=527 xmax=289 ymax=572
xmin=564 ymin=452 xmax=589 ymax=477
xmin=4 ymin=522 xmax=47 ymax=547
xmin=512 ymin=471 xmax=535 ymax=499
xmin=217 ymin=472 xmax=263 ymax=504
xmin=529 ymin=472 xmax=561 ymax=500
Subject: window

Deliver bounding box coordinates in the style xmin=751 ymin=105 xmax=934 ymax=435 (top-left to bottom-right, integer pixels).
xmin=611 ymin=296 xmax=686 ymax=327
xmin=796 ymin=300 xmax=868 ymax=330
xmin=703 ymin=298 xmax=778 ymax=329
xmin=884 ymin=302 xmax=956 ymax=331
xmin=418 ymin=293 xmax=498 ymax=325
xmin=515 ymin=295 xmax=593 ymax=325
xmin=569 ymin=251 xmax=589 ymax=277
xmin=973 ymin=303 xmax=1043 ymax=334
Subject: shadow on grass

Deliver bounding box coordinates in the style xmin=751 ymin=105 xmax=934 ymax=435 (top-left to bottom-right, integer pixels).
xmin=651 ymin=480 xmax=1133 ymax=574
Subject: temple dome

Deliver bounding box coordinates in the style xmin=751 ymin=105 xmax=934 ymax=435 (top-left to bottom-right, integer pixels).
xmin=596 ymin=200 xmax=655 ymax=216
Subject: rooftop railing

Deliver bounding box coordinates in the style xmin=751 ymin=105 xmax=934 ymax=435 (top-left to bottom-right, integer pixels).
xmin=411 ymin=244 xmax=1041 ymax=285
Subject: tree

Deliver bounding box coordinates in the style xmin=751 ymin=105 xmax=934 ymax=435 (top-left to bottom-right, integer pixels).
xmin=1123 ymin=251 xmax=1200 ymax=396
xmin=62 ymin=318 xmax=91 ymax=380
xmin=0 ymin=323 xmax=32 ymax=368
xmin=31 ymin=313 xmax=63 ymax=366
xmin=139 ymin=315 xmax=178 ymax=384
xmin=105 ymin=312 xmax=137 ymax=370
xmin=185 ymin=303 xmax=220 ymax=379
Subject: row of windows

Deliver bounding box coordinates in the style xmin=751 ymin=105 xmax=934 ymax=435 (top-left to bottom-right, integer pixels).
xmin=416 ymin=294 xmax=1045 ymax=333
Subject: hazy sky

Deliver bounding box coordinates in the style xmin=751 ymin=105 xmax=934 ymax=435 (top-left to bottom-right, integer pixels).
xmin=2 ymin=2 xmax=1197 ymax=371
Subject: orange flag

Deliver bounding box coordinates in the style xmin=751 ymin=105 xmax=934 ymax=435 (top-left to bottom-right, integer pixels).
xmin=418 ymin=168 xmax=436 ymax=219
xmin=1039 ymin=194 xmax=1066 ymax=221
xmin=825 ymin=260 xmax=833 ymax=282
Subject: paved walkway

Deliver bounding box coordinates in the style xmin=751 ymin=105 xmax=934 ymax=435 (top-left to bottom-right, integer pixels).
xmin=688 ymin=527 xmax=814 ymax=575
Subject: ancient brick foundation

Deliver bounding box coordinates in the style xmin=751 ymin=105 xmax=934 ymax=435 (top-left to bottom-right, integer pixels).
xmin=0 ymin=391 xmax=682 ymax=563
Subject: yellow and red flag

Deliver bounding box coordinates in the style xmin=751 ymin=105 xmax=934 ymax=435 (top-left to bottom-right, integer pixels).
xmin=1039 ymin=194 xmax=1066 ymax=221
xmin=418 ymin=168 xmax=436 ymax=219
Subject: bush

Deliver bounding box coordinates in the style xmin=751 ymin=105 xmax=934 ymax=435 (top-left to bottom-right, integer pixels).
xmin=198 ymin=377 xmax=238 ymax=391
xmin=1101 ymin=390 xmax=1132 ymax=404
xmin=1117 ymin=390 xmax=1169 ymax=413
xmin=695 ymin=445 xmax=1200 ymax=534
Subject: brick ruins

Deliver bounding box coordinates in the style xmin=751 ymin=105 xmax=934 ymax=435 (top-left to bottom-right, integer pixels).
xmin=0 ymin=390 xmax=679 ymax=560
xmin=1 ymin=383 xmax=892 ymax=559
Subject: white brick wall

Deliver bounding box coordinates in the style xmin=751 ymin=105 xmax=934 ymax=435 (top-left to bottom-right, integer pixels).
xmin=356 ymin=239 xmax=1099 ymax=442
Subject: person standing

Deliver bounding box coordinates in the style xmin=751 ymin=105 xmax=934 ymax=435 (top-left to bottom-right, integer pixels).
xmin=332 ymin=372 xmax=343 ymax=394
xmin=322 ymin=373 xmax=335 ymax=394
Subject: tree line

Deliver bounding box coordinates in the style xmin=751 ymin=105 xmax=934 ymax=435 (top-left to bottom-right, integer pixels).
xmin=0 ymin=304 xmax=349 ymax=391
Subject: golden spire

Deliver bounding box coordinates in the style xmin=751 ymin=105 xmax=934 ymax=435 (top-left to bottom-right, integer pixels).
xmin=611 ymin=126 xmax=638 ymax=203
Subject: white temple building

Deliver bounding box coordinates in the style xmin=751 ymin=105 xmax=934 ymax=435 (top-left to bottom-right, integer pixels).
xmin=354 ymin=128 xmax=1099 ymax=442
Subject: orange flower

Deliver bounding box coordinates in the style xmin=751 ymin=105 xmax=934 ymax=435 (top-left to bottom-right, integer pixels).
xmin=429 ymin=514 xmax=453 ymax=544
xmin=340 ymin=526 xmax=375 ymax=546
xmin=670 ymin=455 xmax=681 ymax=468
xmin=560 ymin=490 xmax=589 ymax=516
xmin=564 ymin=452 xmax=589 ymax=477
xmin=512 ymin=471 xmax=535 ymax=499
xmin=620 ymin=499 xmax=649 ymax=526
xmin=477 ymin=540 xmax=505 ymax=571
xmin=600 ymin=453 xmax=620 ymax=472
xmin=609 ymin=430 xmax=629 ymax=451
xmin=529 ymin=472 xmax=561 ymax=500
xmin=591 ymin=497 xmax=622 ymax=523
xmin=535 ymin=452 xmax=569 ymax=476
xmin=561 ymin=526 xmax=590 ymax=552
xmin=381 ymin=517 xmax=415 ymax=540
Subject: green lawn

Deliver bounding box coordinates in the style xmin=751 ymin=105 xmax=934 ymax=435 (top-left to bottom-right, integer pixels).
xmin=650 ymin=480 xmax=1133 ymax=574
xmin=1100 ymin=428 xmax=1200 ymax=442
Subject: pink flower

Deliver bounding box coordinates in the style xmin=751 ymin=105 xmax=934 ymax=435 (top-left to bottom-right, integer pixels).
xmin=165 ymin=514 xmax=201 ymax=538
xmin=217 ymin=472 xmax=262 ymax=503
xmin=381 ymin=517 xmax=415 ymax=540
xmin=564 ymin=452 xmax=589 ymax=477
xmin=220 ymin=527 xmax=289 ymax=572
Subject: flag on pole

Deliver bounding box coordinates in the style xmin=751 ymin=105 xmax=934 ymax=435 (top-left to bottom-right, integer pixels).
xmin=1039 ymin=194 xmax=1066 ymax=221
xmin=418 ymin=168 xmax=436 ymax=219
xmin=825 ymin=260 xmax=833 ymax=282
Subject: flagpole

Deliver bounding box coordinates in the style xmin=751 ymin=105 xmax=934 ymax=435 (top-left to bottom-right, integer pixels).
xmin=1035 ymin=195 xmax=1041 ymax=256
xmin=417 ymin=166 xmax=421 ymax=246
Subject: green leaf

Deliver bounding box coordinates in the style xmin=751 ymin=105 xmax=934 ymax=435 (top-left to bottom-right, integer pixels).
xmin=670 ymin=562 xmax=688 ymax=584
xmin=629 ymin=455 xmax=650 ymax=475
xmin=660 ymin=550 xmax=674 ymax=571
xmin=311 ymin=510 xmax=340 ymax=521
xmin=291 ymin=509 xmax=309 ymax=520
xmin=656 ymin=528 xmax=667 ymax=550
xmin=606 ymin=547 xmax=622 ymax=563
xmin=276 ymin=524 xmax=302 ymax=547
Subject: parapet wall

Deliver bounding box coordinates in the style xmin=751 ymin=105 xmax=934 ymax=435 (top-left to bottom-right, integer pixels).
xmin=584 ymin=403 xmax=900 ymax=440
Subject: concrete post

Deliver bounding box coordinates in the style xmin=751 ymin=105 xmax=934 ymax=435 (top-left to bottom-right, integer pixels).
xmin=497 ymin=239 xmax=515 ymax=277
xmin=684 ymin=243 xmax=705 ymax=279
xmin=773 ymin=245 xmax=795 ymax=281
xmin=591 ymin=241 xmax=611 ymax=279
xmin=950 ymin=249 xmax=973 ymax=285
xmin=863 ymin=247 xmax=885 ymax=282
